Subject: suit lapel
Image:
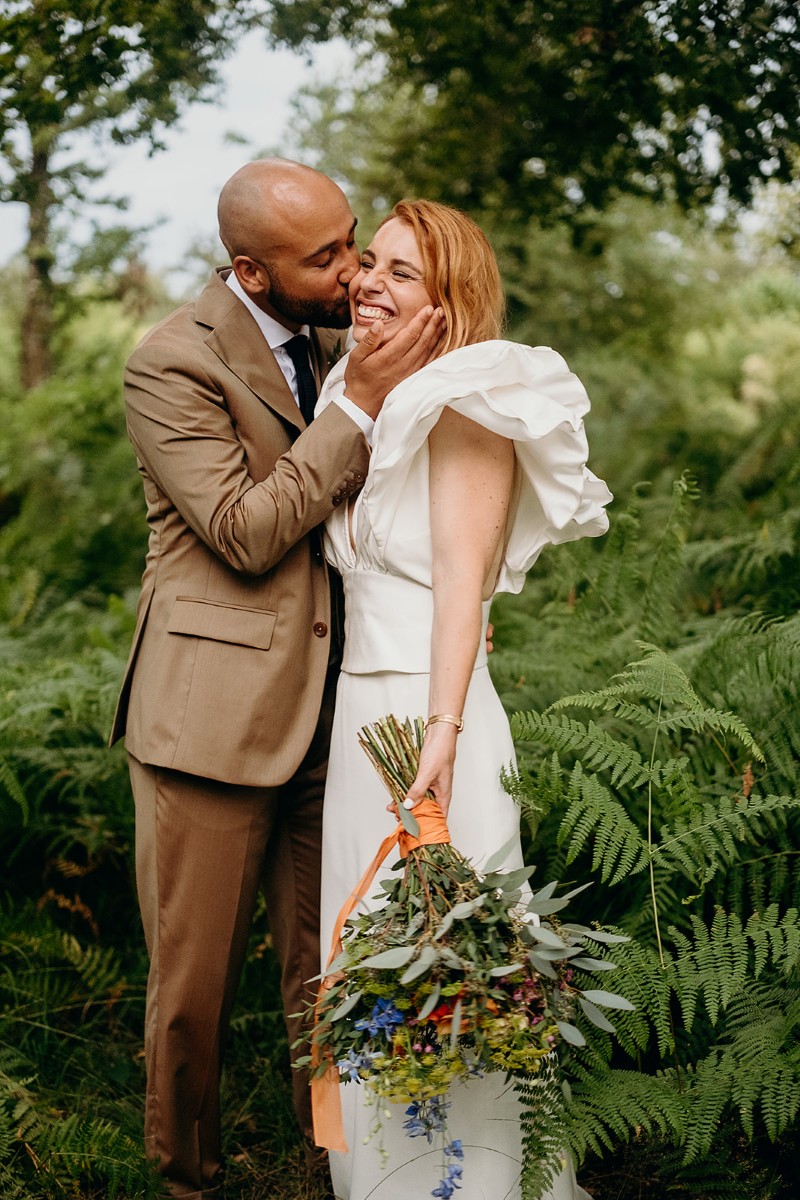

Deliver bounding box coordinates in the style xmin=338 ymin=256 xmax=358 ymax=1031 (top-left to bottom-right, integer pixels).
xmin=196 ymin=271 xmax=347 ymax=430
xmin=197 ymin=270 xmax=304 ymax=430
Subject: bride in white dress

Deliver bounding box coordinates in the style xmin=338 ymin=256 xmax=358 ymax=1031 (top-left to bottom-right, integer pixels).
xmin=316 ymin=199 xmax=611 ymax=1200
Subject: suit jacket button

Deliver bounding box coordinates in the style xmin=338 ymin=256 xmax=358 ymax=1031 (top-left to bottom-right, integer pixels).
xmin=313 ymin=622 xmax=328 ymax=637
xmin=331 ymin=494 xmax=343 ymax=506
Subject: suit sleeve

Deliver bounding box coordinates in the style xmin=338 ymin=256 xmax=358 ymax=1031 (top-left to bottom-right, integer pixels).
xmin=124 ymin=332 xmax=369 ymax=576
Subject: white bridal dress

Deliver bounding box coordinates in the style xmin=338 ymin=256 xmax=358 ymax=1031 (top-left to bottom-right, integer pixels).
xmin=317 ymin=341 xmax=611 ymax=1200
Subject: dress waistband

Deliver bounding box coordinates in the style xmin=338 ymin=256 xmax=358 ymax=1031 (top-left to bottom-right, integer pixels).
xmin=340 ymin=570 xmax=490 ymax=675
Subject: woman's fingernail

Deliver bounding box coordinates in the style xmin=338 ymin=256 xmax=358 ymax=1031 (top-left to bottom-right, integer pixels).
xmin=403 ymin=797 xmax=416 ymax=809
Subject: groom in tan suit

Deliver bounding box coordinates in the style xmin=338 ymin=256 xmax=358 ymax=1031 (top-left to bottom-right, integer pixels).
xmin=111 ymin=159 xmax=444 ymax=1199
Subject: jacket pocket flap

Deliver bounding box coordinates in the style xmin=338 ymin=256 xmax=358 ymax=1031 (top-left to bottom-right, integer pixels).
xmin=168 ymin=598 xmax=277 ymax=650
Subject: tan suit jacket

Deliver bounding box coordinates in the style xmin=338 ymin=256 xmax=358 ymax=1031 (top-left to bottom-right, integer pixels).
xmin=111 ymin=269 xmax=369 ymax=787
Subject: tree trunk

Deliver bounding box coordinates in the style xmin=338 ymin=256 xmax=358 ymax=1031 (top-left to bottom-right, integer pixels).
xmin=21 ymin=143 xmax=55 ymax=390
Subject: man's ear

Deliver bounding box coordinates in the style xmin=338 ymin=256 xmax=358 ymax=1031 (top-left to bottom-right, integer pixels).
xmin=232 ymin=256 xmax=269 ymax=300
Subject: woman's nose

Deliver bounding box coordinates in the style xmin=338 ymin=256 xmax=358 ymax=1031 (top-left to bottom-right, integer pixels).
xmin=362 ymin=270 xmax=385 ymax=293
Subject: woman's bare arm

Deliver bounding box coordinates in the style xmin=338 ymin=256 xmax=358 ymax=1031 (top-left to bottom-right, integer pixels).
xmin=404 ymin=405 xmax=514 ymax=817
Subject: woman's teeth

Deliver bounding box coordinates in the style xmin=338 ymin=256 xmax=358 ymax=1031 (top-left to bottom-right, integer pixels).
xmin=357 ymin=304 xmax=392 ymax=321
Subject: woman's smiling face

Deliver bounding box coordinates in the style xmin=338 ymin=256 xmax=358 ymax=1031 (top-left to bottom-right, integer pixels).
xmin=349 ymin=218 xmax=434 ymax=344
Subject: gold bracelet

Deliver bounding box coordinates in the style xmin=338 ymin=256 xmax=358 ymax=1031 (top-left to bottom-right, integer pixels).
xmin=425 ymin=713 xmax=464 ymax=733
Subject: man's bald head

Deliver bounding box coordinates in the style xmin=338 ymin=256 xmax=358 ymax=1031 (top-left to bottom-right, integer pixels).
xmin=218 ymin=158 xmax=348 ymax=263
xmin=217 ymin=158 xmax=359 ymax=330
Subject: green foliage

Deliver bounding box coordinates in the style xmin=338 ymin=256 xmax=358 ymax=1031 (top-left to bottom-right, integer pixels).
xmin=503 ymin=543 xmax=800 ymax=1191
xmin=0 ymin=0 xmax=266 ymax=385
xmin=0 ymin=44 xmax=797 ymax=1189
xmin=273 ymin=0 xmax=800 ymax=222
xmin=0 ymin=303 xmax=144 ymax=615
xmin=0 ymin=906 xmax=159 ymax=1198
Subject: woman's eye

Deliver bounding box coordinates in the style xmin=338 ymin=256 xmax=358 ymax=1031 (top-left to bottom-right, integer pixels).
xmin=359 ymin=259 xmax=373 ymax=270
xmin=393 ymin=270 xmax=411 ymax=280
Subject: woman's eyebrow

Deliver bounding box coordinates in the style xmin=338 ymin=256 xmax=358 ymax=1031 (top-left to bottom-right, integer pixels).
xmin=363 ymin=250 xmax=422 ymax=273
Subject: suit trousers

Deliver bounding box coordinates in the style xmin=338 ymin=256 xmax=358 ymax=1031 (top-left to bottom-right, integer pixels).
xmin=129 ymin=667 xmax=336 ymax=1199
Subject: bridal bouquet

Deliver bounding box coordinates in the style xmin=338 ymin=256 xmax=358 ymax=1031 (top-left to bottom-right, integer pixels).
xmin=303 ymin=715 xmax=631 ymax=1198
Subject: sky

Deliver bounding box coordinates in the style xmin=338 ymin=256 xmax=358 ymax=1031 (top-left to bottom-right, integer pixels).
xmin=0 ymin=30 xmax=350 ymax=288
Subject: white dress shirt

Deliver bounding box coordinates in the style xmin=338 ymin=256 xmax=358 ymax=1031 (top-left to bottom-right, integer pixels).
xmin=225 ymin=272 xmax=373 ymax=442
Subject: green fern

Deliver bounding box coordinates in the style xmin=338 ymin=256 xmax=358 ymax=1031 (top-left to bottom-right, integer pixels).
xmin=516 ymin=1062 xmax=570 ymax=1200
xmin=637 ymin=472 xmax=700 ymax=644
xmin=557 ymin=763 xmax=648 ymax=884
xmin=656 ymin=794 xmax=799 ymax=891
xmin=564 ymin=1057 xmax=686 ymax=1161
xmin=508 ymin=624 xmax=800 ymax=1189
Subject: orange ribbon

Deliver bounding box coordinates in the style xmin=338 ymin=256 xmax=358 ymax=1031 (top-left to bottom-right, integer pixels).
xmin=311 ymin=797 xmax=451 ymax=1152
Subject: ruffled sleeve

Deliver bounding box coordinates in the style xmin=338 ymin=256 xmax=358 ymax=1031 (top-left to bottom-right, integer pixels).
xmin=316 ymin=339 xmax=611 ymax=595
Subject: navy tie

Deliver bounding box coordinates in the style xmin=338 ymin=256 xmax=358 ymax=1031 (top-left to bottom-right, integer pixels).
xmin=283 ymin=334 xmax=318 ymax=426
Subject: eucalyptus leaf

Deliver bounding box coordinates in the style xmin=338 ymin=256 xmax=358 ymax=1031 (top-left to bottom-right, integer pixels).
xmin=578 ymin=997 xmax=617 ymax=1033
xmin=449 ymin=997 xmax=463 ymax=1049
xmin=448 ymin=896 xmax=487 ymax=920
xmin=328 ymin=990 xmax=363 ymax=1022
xmin=417 ymin=983 xmax=442 ymax=1021
xmin=525 ymin=898 xmax=571 ymax=916
xmin=557 ymin=881 xmax=593 ymax=902
xmin=528 ymin=953 xmax=559 ymax=980
xmin=580 ymin=989 xmax=635 ymax=1011
xmin=569 ymin=956 xmax=617 ymax=971
xmin=533 ymin=944 xmax=583 ymax=960
xmin=556 ymin=1020 xmax=586 ymax=1047
xmin=489 ymin=963 xmax=524 ymax=977
xmin=482 ymin=834 xmax=526 ymax=874
xmin=527 ymin=926 xmax=570 ymax=949
xmin=359 ymin=945 xmax=416 ymax=969
xmin=529 ymin=880 xmax=560 ymax=901
xmin=401 ymin=944 xmax=438 ymax=984
xmin=397 ymin=800 xmax=421 ymax=838
xmin=483 ymin=865 xmax=536 ymax=891
xmin=434 ymin=911 xmax=455 ymax=939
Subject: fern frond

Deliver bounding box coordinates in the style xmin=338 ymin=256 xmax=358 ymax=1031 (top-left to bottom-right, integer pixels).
xmin=656 ymin=793 xmax=800 ymax=889
xmin=501 ymin=753 xmax=567 ymax=842
xmin=669 ymin=907 xmax=800 ymax=1026
xmin=511 ymin=710 xmax=652 ymax=788
xmin=558 ymin=763 xmax=648 ymax=884
xmin=577 ymin=936 xmax=675 ymax=1058
xmin=720 ymin=982 xmax=800 ymax=1141
xmin=516 ymin=1061 xmax=570 ymax=1200
xmin=564 ymin=1058 xmax=686 ymax=1161
xmin=550 ymin=645 xmax=765 ymax=764
xmin=637 ymin=473 xmax=699 ymax=643
xmin=0 ymin=757 xmax=27 ymax=823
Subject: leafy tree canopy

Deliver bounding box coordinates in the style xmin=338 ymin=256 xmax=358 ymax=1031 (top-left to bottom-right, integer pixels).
xmin=0 ymin=0 xmax=252 ymax=170
xmin=269 ymin=0 xmax=800 ymax=221
xmin=0 ymin=0 xmax=261 ymax=386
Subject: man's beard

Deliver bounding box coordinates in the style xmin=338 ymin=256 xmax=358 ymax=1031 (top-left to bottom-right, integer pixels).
xmin=268 ymin=272 xmax=352 ymax=330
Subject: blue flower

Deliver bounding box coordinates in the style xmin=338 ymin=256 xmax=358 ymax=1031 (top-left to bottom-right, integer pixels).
xmin=403 ymin=1096 xmax=450 ymax=1144
xmin=431 ymin=1182 xmax=455 ymax=1199
xmin=445 ymin=1140 xmax=464 ymax=1160
xmin=403 ymin=1107 xmax=432 ymax=1142
xmin=336 ymin=1048 xmax=374 ymax=1082
xmin=354 ymin=998 xmax=405 ymax=1039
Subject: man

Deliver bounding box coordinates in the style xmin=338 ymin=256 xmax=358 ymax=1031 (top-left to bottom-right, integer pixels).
xmin=110 ymin=158 xmax=444 ymax=1199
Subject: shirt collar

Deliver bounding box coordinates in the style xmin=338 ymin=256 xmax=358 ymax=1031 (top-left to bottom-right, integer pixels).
xmin=225 ymin=270 xmax=310 ymax=348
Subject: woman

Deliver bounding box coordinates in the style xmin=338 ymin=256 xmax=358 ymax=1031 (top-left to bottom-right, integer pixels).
xmin=316 ymin=200 xmax=611 ymax=1199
